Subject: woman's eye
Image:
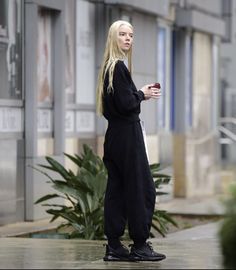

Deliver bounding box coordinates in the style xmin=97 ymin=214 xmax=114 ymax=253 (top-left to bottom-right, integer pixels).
xmin=119 ymin=32 xmax=133 ymax=38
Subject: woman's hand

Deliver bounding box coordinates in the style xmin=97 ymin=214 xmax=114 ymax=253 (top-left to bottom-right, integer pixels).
xmin=140 ymin=83 xmax=162 ymax=100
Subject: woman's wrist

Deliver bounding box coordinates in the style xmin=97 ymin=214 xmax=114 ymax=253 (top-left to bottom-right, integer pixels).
xmin=138 ymin=90 xmax=145 ymax=100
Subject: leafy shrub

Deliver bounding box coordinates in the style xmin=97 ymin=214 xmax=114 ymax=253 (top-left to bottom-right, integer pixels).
xmin=34 ymin=144 xmax=178 ymax=239
xmin=219 ymin=184 xmax=236 ymax=269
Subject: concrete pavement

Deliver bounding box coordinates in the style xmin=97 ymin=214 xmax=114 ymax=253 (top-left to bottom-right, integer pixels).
xmin=0 ymin=221 xmax=223 ymax=269
xmin=0 ymin=194 xmax=226 ymax=269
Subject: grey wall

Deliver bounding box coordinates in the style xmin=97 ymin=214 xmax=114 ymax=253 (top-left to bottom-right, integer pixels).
xmin=220 ymin=1 xmax=236 ymax=162
xmin=221 ymin=0 xmax=236 ymax=87
xmin=0 ymin=140 xmax=25 ymax=225
xmin=186 ymin=0 xmax=222 ymax=15
xmin=132 ymin=11 xmax=158 ymax=134
xmin=175 ymin=6 xmax=225 ymax=37
xmin=105 ymin=0 xmax=169 ymax=16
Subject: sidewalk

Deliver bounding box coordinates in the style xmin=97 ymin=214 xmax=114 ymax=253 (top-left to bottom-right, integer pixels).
xmin=0 ymin=217 xmax=63 ymax=238
xmin=157 ymin=194 xmax=226 ymax=216
xmin=0 ymin=195 xmax=225 ymax=269
xmin=0 ymin=221 xmax=223 ymax=269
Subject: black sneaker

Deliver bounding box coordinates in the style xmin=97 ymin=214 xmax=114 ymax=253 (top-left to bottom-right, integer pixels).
xmin=103 ymin=244 xmax=130 ymax=261
xmin=129 ymin=241 xmax=166 ymax=261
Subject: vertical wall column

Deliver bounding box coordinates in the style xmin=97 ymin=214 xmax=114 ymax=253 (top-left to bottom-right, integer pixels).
xmin=24 ymin=0 xmax=65 ymax=220
xmin=53 ymin=10 xmax=65 ymax=155
xmin=95 ymin=2 xmax=107 ymax=156
xmin=212 ymin=35 xmax=220 ymax=131
xmin=212 ymin=35 xmax=221 ymax=165
xmin=173 ymin=29 xmax=192 ymax=197
xmin=174 ymin=29 xmax=220 ymax=198
xmin=25 ymin=2 xmax=38 ymax=220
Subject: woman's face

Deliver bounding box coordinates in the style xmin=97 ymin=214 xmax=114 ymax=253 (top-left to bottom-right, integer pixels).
xmin=117 ymin=24 xmax=133 ymax=52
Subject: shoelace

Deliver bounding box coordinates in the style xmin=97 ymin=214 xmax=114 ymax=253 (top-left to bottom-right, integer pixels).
xmin=128 ymin=241 xmax=154 ymax=251
xmin=103 ymin=243 xmax=129 ymax=251
xmin=146 ymin=241 xmax=154 ymax=252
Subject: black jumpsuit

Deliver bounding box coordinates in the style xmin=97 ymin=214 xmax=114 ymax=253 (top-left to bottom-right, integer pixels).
xmin=102 ymin=60 xmax=156 ymax=245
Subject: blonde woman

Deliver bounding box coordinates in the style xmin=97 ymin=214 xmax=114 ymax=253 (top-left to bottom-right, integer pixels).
xmin=96 ymin=20 xmax=166 ymax=262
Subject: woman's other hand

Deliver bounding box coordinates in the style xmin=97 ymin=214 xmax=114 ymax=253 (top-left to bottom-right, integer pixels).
xmin=140 ymin=83 xmax=161 ymax=100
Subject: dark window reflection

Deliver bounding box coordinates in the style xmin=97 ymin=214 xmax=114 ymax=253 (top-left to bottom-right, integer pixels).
xmin=0 ymin=0 xmax=22 ymax=99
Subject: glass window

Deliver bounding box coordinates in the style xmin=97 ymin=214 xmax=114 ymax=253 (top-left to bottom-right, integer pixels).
xmin=186 ymin=34 xmax=193 ymax=128
xmin=37 ymin=8 xmax=53 ymax=103
xmin=212 ymin=37 xmax=219 ymax=130
xmin=76 ymin=0 xmax=95 ymax=105
xmin=0 ymin=0 xmax=22 ymax=99
xmin=170 ymin=30 xmax=193 ymax=131
xmin=170 ymin=30 xmax=176 ymax=130
xmin=157 ymin=27 xmax=166 ymax=129
xmin=65 ymin=0 xmax=76 ymax=104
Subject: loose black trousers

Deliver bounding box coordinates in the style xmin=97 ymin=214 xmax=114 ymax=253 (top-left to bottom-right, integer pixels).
xmin=103 ymin=120 xmax=156 ymax=243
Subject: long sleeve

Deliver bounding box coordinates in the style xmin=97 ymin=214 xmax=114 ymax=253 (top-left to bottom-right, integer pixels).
xmin=112 ymin=61 xmax=145 ymax=114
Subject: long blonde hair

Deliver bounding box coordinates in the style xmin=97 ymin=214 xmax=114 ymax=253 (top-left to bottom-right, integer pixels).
xmin=96 ymin=20 xmax=133 ymax=116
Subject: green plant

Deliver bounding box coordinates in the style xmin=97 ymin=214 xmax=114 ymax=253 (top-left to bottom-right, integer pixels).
xmin=150 ymin=163 xmax=178 ymax=237
xmin=34 ymin=144 xmax=177 ymax=240
xmin=219 ymin=184 xmax=236 ymax=269
xmin=34 ymin=144 xmax=107 ymax=240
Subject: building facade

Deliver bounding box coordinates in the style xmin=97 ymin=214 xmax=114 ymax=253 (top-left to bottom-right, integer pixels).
xmin=0 ymin=0 xmax=226 ymax=225
xmin=220 ymin=0 xmax=236 ymax=163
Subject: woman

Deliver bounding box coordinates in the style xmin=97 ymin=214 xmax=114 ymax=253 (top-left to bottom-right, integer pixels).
xmin=96 ymin=20 xmax=166 ymax=262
